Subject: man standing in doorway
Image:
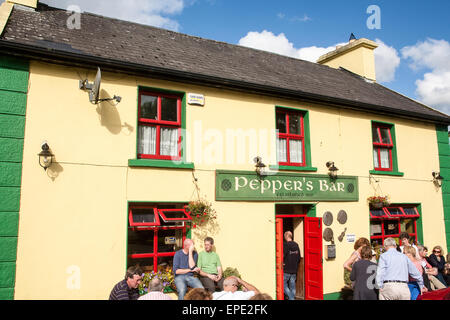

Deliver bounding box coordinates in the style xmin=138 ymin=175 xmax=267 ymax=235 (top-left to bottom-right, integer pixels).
xmin=173 ymin=239 xmax=204 ymax=300
xmin=198 ymin=237 xmax=224 ymax=293
xmin=283 ymin=231 xmax=301 ymax=300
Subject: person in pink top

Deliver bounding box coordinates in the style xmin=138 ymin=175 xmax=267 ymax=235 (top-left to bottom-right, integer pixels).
xmin=138 ymin=278 xmax=172 ymax=300
xmin=404 ymin=246 xmax=426 ymax=300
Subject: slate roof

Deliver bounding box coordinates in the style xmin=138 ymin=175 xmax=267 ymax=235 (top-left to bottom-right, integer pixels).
xmin=1 ymin=3 xmax=449 ymax=124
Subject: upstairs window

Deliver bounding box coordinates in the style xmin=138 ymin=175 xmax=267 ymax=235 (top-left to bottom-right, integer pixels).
xmin=372 ymin=123 xmax=394 ymax=171
xmin=276 ymin=109 xmax=306 ymax=166
xmin=138 ymin=91 xmax=182 ymax=160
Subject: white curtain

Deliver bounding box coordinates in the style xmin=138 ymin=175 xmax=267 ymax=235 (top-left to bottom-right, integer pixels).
xmin=380 ymin=149 xmax=390 ymax=168
xmin=138 ymin=126 xmax=156 ymax=155
xmin=277 ymin=138 xmax=287 ymax=162
xmin=373 ymin=149 xmax=379 ymax=168
xmin=289 ymin=139 xmax=303 ymax=163
xmin=160 ymin=127 xmax=178 ymax=156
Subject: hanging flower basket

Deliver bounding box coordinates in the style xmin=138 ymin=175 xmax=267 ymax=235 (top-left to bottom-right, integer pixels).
xmin=186 ymin=199 xmax=217 ymax=228
xmin=367 ymin=195 xmax=390 ymax=209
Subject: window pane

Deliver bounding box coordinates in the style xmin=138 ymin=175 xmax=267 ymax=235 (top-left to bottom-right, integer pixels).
xmin=128 ymin=229 xmax=155 ymax=255
xmin=403 ymin=208 xmax=418 ymax=216
xmin=380 ymin=128 xmax=392 ymax=144
xmin=160 ymin=127 xmax=178 ymax=156
xmin=128 ymin=257 xmax=154 ymax=273
xmin=380 ymin=148 xmax=390 ymax=168
xmin=371 ymin=238 xmax=383 ymax=249
xmin=158 ymin=257 xmax=175 ymax=273
xmin=400 ymin=219 xmax=416 ymax=234
xmin=370 ymin=221 xmax=382 ymax=236
xmin=158 ymin=229 xmax=183 ymax=253
xmin=140 ymin=95 xmax=158 ymax=120
xmin=387 ymin=207 xmax=403 ymax=216
xmin=161 ymin=97 xmax=178 ymax=122
xmin=289 ymin=114 xmax=301 ymax=135
xmin=277 ymin=138 xmax=287 ymax=162
xmin=131 ymin=208 xmax=157 ymax=224
xmin=370 ymin=209 xmax=386 ymax=217
xmin=276 ymin=113 xmax=287 ymax=133
xmin=373 ymin=149 xmax=379 ymax=168
xmin=384 ymin=220 xmax=399 ymax=235
xmin=138 ymin=126 xmax=157 ymax=155
xmin=372 ymin=126 xmax=381 ymax=143
xmin=289 ymin=139 xmax=303 ymax=163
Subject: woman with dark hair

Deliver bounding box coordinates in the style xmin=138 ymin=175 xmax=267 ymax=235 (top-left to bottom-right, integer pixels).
xmin=427 ymin=246 xmax=448 ymax=288
xmin=343 ymin=237 xmax=370 ymax=287
xmin=350 ymin=246 xmax=378 ymax=300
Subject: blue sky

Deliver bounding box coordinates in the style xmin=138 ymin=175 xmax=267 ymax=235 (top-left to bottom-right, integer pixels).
xmin=4 ymin=0 xmax=449 ymax=115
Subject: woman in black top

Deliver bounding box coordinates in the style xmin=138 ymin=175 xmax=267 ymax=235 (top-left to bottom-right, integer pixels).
xmin=350 ymin=246 xmax=378 ymax=300
xmin=427 ymin=246 xmax=448 ymax=288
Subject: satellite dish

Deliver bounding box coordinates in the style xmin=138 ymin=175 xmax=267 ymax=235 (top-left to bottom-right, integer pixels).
xmin=79 ymin=67 xmax=121 ymax=105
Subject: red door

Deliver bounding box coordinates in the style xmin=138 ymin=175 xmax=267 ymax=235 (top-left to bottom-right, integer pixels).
xmin=275 ymin=218 xmax=284 ymax=300
xmin=304 ymin=217 xmax=323 ymax=300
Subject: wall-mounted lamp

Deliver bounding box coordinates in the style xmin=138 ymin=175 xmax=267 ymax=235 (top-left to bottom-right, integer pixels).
xmin=326 ymin=161 xmax=339 ymax=179
xmin=254 ymin=156 xmax=266 ymax=177
xmin=38 ymin=142 xmax=54 ymax=171
xmin=432 ymin=171 xmax=444 ymax=187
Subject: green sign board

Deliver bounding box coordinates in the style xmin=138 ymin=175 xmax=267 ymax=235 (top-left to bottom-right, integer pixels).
xmin=216 ymin=170 xmax=359 ymax=201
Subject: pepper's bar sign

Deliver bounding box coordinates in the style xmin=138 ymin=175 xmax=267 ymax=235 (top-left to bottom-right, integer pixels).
xmin=216 ymin=170 xmax=359 ymax=201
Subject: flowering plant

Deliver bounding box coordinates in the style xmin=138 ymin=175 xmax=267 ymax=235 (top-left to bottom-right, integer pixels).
xmin=367 ymin=195 xmax=390 ymax=208
xmin=139 ymin=266 xmax=175 ymax=295
xmin=186 ymin=199 xmax=217 ymax=229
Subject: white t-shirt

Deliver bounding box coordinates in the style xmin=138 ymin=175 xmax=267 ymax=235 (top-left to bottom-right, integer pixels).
xmin=212 ymin=290 xmax=255 ymax=300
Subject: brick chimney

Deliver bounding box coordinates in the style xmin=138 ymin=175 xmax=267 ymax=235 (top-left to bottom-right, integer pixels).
xmin=317 ymin=37 xmax=378 ymax=82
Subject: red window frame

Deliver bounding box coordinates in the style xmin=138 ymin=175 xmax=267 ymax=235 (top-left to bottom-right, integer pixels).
xmin=372 ymin=123 xmax=393 ymax=171
xmin=129 ymin=206 xmax=161 ymax=227
xmin=276 ymin=109 xmax=306 ymax=166
xmin=370 ymin=205 xmax=419 ymax=246
xmin=138 ymin=91 xmax=182 ymax=161
xmin=158 ymin=209 xmax=192 ymax=222
xmin=128 ymin=205 xmax=191 ymax=274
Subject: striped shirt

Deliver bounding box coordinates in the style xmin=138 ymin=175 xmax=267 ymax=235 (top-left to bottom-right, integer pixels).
xmin=109 ymin=279 xmax=140 ymax=300
xmin=138 ymin=291 xmax=173 ymax=300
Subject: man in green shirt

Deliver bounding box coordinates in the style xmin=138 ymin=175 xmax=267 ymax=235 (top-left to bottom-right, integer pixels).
xmin=197 ymin=237 xmax=224 ymax=293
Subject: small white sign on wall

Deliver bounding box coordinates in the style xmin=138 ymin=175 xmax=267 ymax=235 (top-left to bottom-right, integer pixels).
xmin=188 ymin=93 xmax=205 ymax=106
xmin=346 ymin=234 xmax=356 ymax=243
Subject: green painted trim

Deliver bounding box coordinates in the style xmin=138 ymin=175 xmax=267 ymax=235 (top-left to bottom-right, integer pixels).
xmin=0 ymin=55 xmax=29 ymax=72
xmin=0 ymin=262 xmax=16 ymax=288
xmin=323 ymin=292 xmax=341 ymax=300
xmin=0 ymin=212 xmax=19 ymax=237
xmin=0 ymin=237 xmax=18 ymax=262
xmin=0 ymin=91 xmax=27 ymax=116
xmin=369 ymin=170 xmax=404 ymax=177
xmin=307 ymin=204 xmax=317 ymax=217
xmin=269 ymin=165 xmax=318 ymax=172
xmin=371 ymin=120 xmax=402 ymax=174
xmin=0 ymin=288 xmax=14 ymax=300
xmin=436 ymin=125 xmax=450 ymax=250
xmin=128 ymin=159 xmax=194 ymax=169
xmin=0 ymin=114 xmax=25 ymax=139
xmin=275 ymin=106 xmax=314 ymax=168
xmin=0 ymin=162 xmax=22 ymax=187
xmin=0 ymin=67 xmax=29 ymax=93
xmin=0 ymin=187 xmax=21 ymax=212
xmin=0 ymin=137 xmax=24 ymax=162
xmin=415 ymin=204 xmax=424 ymax=245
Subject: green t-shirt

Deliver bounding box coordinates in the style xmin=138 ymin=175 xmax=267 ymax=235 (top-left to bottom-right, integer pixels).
xmin=197 ymin=251 xmax=222 ymax=275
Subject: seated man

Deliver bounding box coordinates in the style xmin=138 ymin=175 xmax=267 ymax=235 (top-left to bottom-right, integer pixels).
xmin=109 ymin=266 xmax=142 ymax=300
xmin=212 ymin=276 xmax=260 ymax=300
xmin=138 ymin=278 xmax=172 ymax=300
xmin=198 ymin=237 xmax=224 ymax=293
xmin=173 ymin=239 xmax=204 ymax=300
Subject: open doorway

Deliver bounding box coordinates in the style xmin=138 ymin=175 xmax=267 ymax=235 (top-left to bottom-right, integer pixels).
xmin=275 ymin=204 xmax=323 ymax=300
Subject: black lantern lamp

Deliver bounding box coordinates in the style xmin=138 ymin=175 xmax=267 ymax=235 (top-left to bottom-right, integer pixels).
xmin=432 ymin=171 xmax=444 ymax=187
xmin=254 ymin=156 xmax=266 ymax=177
xmin=38 ymin=142 xmax=54 ymax=171
xmin=326 ymin=161 xmax=339 ymax=179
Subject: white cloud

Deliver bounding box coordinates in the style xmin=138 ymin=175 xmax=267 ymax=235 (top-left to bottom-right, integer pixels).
xmin=374 ymin=39 xmax=401 ymax=83
xmin=41 ymin=0 xmax=187 ymax=31
xmin=402 ymin=39 xmax=450 ymax=114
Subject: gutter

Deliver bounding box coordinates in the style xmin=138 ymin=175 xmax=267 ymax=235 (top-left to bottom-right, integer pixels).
xmin=0 ymin=39 xmax=449 ymax=125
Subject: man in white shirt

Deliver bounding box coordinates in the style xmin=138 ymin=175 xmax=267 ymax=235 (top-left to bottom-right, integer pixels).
xmin=212 ymin=276 xmax=259 ymax=300
xmin=399 ymin=232 xmax=420 ymax=259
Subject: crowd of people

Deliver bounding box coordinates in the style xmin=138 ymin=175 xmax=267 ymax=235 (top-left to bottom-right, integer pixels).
xmin=343 ymin=233 xmax=450 ymax=300
xmin=109 ymin=237 xmax=273 ymax=301
xmin=108 ymin=232 xmax=449 ymax=301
